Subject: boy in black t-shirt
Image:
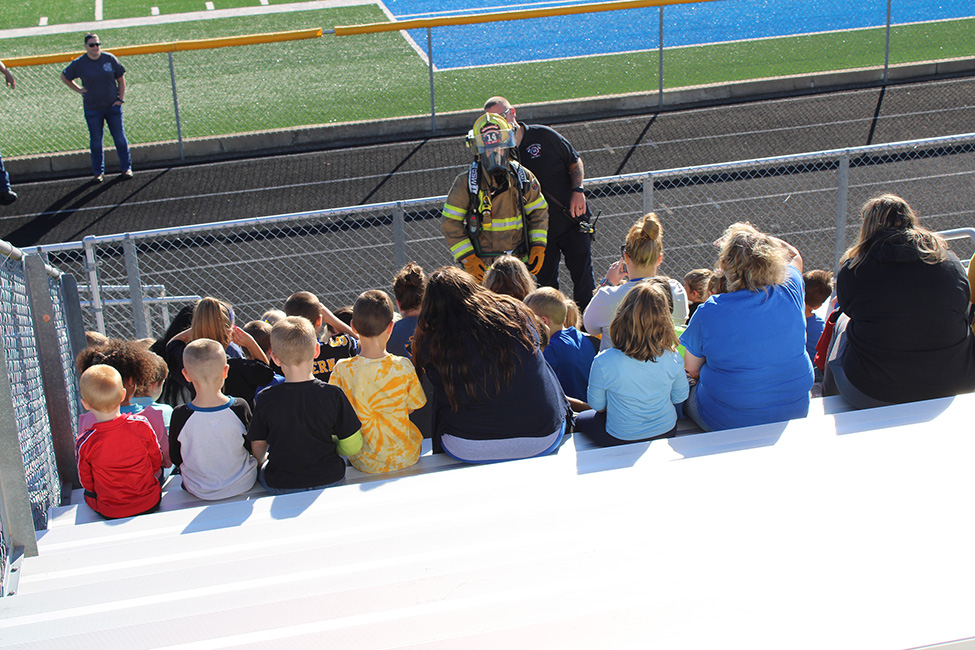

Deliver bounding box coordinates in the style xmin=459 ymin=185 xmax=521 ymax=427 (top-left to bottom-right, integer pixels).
xmin=283 ymin=291 xmax=359 ymax=382
xmin=247 ymin=316 xmax=362 ymax=495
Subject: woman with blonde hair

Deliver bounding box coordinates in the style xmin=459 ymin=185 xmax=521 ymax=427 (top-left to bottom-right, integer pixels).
xmin=577 ymin=280 xmax=688 ymax=446
xmin=165 ymin=297 xmax=272 ymax=407
xmin=583 ymin=213 xmax=687 ymax=350
xmin=824 ymin=194 xmax=975 ymax=407
xmin=482 ymin=254 xmax=536 ymax=301
xmin=681 ymin=223 xmax=813 ymax=431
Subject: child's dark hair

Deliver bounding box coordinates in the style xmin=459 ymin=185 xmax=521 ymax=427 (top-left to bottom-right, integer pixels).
xmin=393 ymin=262 xmax=426 ymax=311
xmin=243 ymin=320 xmax=273 ymax=356
xmin=334 ymin=306 xmax=353 ymax=326
xmin=644 ymin=276 xmax=675 ymax=314
xmin=708 ymin=272 xmax=727 ymax=296
xmin=353 ymin=290 xmax=395 ymax=337
xmin=803 ymin=270 xmax=834 ymax=308
xmin=283 ymin=291 xmax=322 ymax=326
xmin=684 ymin=268 xmax=713 ymax=301
xmin=76 ymin=338 xmax=157 ymax=395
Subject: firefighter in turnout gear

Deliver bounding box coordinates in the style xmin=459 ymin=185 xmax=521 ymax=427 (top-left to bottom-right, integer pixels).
xmin=442 ymin=112 xmax=549 ymax=282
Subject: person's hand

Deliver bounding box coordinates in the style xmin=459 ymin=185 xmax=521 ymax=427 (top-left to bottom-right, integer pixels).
xmin=526 ymin=245 xmax=545 ymax=275
xmin=462 ymin=255 xmax=486 ymax=282
xmin=604 ymin=259 xmax=626 ymax=286
xmin=569 ymin=191 xmax=587 ymax=218
xmin=3 ymin=70 xmax=14 ymax=90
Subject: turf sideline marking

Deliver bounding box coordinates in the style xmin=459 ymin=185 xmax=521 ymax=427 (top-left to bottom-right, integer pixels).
xmin=95 ymin=0 xmax=104 ymax=22
xmin=0 ymin=0 xmax=375 ymax=40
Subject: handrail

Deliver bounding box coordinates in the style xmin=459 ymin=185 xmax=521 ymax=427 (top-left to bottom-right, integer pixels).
xmin=331 ymin=0 xmax=720 ymax=35
xmin=1 ymin=239 xmax=61 ymax=278
xmin=2 ymin=28 xmax=322 ymax=67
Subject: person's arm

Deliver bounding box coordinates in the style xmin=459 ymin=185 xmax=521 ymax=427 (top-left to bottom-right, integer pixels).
xmin=115 ymin=74 xmax=125 ymax=105
xmin=770 ymin=235 xmax=803 ymax=272
xmin=567 ymin=396 xmax=591 ymax=412
xmin=684 ymin=350 xmax=705 ymax=380
xmin=568 ymin=158 xmax=587 ymax=218
xmin=250 ymin=440 xmax=268 ymax=465
xmin=231 ymin=326 xmax=269 ymax=365
xmin=319 ymin=305 xmax=356 ymax=339
xmin=61 ymin=73 xmax=85 ymax=95
xmin=0 ymin=61 xmax=14 ymax=89
xmin=334 ymin=430 xmax=363 ymax=456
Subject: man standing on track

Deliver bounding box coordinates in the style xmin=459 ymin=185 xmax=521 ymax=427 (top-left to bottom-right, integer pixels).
xmin=0 ymin=59 xmax=17 ymax=205
xmin=485 ymin=96 xmax=595 ymax=311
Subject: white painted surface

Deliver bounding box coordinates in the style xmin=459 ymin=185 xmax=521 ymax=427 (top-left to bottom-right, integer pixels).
xmin=2 ymin=395 xmax=974 ymax=649
xmin=205 ymin=1 xmax=216 ymax=10
xmin=151 ymin=7 xmax=160 ymax=16
xmin=38 ymin=17 xmax=48 ymax=26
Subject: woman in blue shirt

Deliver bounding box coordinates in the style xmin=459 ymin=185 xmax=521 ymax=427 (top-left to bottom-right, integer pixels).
xmin=681 ymin=223 xmax=813 ymax=431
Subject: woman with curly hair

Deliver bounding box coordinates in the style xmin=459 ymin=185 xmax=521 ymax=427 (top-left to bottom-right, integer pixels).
xmin=412 ymin=266 xmax=569 ymax=463
xmin=680 ymin=222 xmax=813 ymax=431
xmin=824 ymin=194 xmax=975 ymax=407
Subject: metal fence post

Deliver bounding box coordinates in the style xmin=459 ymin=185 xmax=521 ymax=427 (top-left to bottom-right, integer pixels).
xmin=658 ymin=7 xmax=665 ymax=109
xmin=833 ymin=151 xmax=850 ymax=271
xmin=60 ymin=274 xmax=88 ymax=371
xmin=0 ymin=340 xmax=40 ymax=559
xmin=24 ymin=256 xmax=79 ymax=502
xmin=83 ymin=236 xmax=105 ymax=335
xmin=427 ymin=28 xmax=437 ymax=134
xmin=123 ymin=236 xmax=148 ymax=340
xmin=393 ymin=202 xmax=406 ymax=270
xmin=642 ymin=173 xmax=654 ymax=214
xmin=883 ymin=0 xmax=892 ymax=84
xmin=169 ymin=52 xmax=186 ymax=161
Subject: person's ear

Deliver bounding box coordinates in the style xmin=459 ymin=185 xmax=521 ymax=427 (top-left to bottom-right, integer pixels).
xmin=350 ymin=320 xmax=360 ymax=337
xmin=182 ymin=368 xmax=192 ymax=383
xmin=81 ymin=397 xmax=91 ymax=412
xmin=386 ymin=320 xmax=395 ymax=335
xmin=270 ymin=350 xmax=281 ymax=367
xmin=222 ymin=364 xmax=229 ymax=379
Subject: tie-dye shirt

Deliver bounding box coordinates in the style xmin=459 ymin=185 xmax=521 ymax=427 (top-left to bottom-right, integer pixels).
xmin=329 ymin=354 xmax=426 ymax=473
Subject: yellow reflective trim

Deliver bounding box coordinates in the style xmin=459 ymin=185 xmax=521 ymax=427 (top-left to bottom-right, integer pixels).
xmin=525 ymin=196 xmax=548 ymax=212
xmin=483 ymin=217 xmax=522 ymax=231
xmin=443 ymin=204 xmax=466 ymax=220
xmin=450 ymin=240 xmax=474 ymax=259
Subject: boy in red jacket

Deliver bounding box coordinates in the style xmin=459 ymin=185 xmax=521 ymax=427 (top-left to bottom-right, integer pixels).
xmin=76 ymin=364 xmax=162 ymax=518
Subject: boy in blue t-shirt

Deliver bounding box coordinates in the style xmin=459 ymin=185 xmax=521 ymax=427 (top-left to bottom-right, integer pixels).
xmin=803 ymin=270 xmax=834 ymax=381
xmin=525 ymin=287 xmax=597 ymax=407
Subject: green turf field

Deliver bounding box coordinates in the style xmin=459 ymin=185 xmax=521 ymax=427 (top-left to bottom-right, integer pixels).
xmin=0 ymin=5 xmax=972 ymax=158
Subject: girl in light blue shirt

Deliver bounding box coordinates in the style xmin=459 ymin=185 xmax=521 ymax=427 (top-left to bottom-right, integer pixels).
xmin=576 ymin=280 xmax=689 ymax=446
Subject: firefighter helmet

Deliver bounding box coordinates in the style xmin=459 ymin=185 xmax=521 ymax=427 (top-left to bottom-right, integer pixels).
xmin=470 ymin=112 xmax=516 ymax=177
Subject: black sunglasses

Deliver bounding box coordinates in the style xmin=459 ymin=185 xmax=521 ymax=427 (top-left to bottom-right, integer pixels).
xmin=87 ymin=42 xmax=101 ymax=47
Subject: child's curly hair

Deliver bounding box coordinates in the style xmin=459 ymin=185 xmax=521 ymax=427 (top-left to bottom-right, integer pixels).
xmin=76 ymin=338 xmax=157 ymax=396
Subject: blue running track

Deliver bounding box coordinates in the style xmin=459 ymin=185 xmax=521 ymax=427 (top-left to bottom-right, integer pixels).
xmin=380 ymin=0 xmax=975 ymax=70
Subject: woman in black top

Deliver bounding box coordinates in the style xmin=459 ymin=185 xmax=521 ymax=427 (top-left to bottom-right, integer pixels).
xmin=824 ymin=194 xmax=975 ymax=407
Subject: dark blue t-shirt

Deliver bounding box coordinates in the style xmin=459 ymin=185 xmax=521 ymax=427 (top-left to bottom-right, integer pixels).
xmin=63 ymin=53 xmax=125 ymax=111
xmin=388 ymin=316 xmax=417 ymax=360
xmin=543 ymin=326 xmax=597 ymax=401
xmin=680 ymin=265 xmax=813 ymax=431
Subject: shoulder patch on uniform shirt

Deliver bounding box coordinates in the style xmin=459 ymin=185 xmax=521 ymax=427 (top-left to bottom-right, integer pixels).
xmin=526 ymin=143 xmax=542 ymax=158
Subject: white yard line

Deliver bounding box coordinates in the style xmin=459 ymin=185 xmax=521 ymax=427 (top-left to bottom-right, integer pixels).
xmin=95 ymin=0 xmax=104 ymax=22
xmin=0 ymin=0 xmax=378 ymax=40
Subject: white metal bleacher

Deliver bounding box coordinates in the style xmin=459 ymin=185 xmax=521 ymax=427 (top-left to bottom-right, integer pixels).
xmin=2 ymin=394 xmax=974 ymax=649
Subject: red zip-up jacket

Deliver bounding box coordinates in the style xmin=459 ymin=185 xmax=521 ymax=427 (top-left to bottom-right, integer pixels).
xmin=76 ymin=413 xmax=162 ymax=518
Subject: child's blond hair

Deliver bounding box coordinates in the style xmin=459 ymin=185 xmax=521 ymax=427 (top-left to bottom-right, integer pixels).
xmin=191 ymin=297 xmax=234 ymax=348
xmin=483 ymin=254 xmax=536 ymax=300
xmin=261 ymin=309 xmax=287 ymax=326
xmin=609 ymin=280 xmax=679 ymax=362
xmin=271 ymin=316 xmax=318 ymax=367
xmin=524 ymin=287 xmax=568 ymax=330
xmin=80 ymin=364 xmax=126 ymax=412
xmin=684 ymin=268 xmax=713 ymax=301
xmin=182 ymin=338 xmax=227 ymax=383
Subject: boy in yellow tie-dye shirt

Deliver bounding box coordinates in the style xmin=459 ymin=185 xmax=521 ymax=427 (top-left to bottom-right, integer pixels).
xmin=330 ymin=290 xmax=427 ymax=473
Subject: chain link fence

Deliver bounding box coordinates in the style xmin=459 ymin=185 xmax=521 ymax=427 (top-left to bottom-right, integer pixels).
xmin=2 ymin=1 xmax=973 ymax=159
xmin=29 ymin=132 xmax=975 ymax=340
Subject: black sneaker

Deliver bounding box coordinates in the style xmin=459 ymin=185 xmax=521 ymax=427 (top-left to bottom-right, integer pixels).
xmin=0 ymin=190 xmax=16 ymax=205
xmin=94 ymin=174 xmax=104 ymax=183
xmin=121 ymin=169 xmax=133 ymax=179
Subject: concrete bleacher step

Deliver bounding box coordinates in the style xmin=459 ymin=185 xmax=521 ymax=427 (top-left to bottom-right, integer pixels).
xmin=47 ymin=394 xmax=856 ymax=529
xmin=9 ymin=393 xmax=974 ymax=649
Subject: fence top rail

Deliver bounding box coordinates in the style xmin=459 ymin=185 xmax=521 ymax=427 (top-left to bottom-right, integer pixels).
xmin=331 ymin=0 xmax=720 ymax=35
xmin=2 ymin=28 xmax=322 ymax=68
xmin=21 ymin=131 xmax=975 ymax=254
xmin=2 ymin=238 xmax=62 ymax=278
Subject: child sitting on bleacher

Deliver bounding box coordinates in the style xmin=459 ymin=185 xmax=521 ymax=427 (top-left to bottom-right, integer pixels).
xmin=802 ymin=270 xmax=834 ymax=379
xmin=283 ymin=291 xmax=359 ymax=382
xmin=76 ymin=364 xmax=163 ymax=519
xmin=247 ymin=317 xmax=363 ymax=494
xmin=243 ymin=319 xmax=285 ymax=395
xmin=524 ymin=287 xmax=596 ymax=407
xmin=576 ymin=280 xmax=689 ymax=446
xmin=129 ymin=352 xmax=173 ymax=432
xmin=169 ymin=339 xmax=258 ymax=500
xmin=683 ymin=268 xmax=713 ymax=323
xmin=329 ymin=290 xmax=426 ymax=474
xmin=77 ymin=338 xmax=171 ymax=468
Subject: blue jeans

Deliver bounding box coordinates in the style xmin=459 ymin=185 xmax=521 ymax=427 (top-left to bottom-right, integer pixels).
xmin=257 ymin=466 xmax=345 ymax=495
xmin=85 ymin=104 xmax=131 ymax=175
xmin=0 ymin=149 xmax=10 ymax=193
